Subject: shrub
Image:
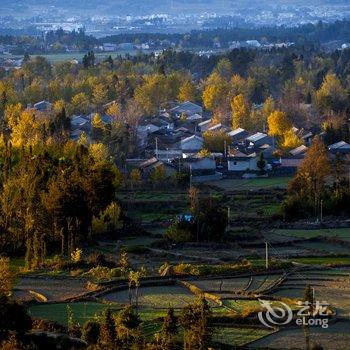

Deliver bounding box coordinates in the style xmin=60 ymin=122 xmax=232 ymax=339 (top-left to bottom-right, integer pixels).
xmin=32 ymin=319 xmax=66 ymax=333
xmin=240 ymin=305 xmax=263 ymax=318
xmin=70 ymin=248 xmax=83 ymax=263
xmin=166 ymin=219 xmax=194 ymax=243
xmin=83 ymin=266 xmax=122 ymax=280
xmin=159 ymin=262 xmax=172 ymax=276
xmin=173 ymin=261 xmax=253 ymax=277
xmin=87 ymin=252 xmax=115 ymax=267
xmin=82 ymin=320 xmax=100 ymax=345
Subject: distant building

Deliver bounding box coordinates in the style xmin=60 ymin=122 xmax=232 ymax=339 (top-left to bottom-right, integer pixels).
xmin=118 ymin=43 xmax=135 ymax=50
xmin=102 ymin=43 xmax=118 ymax=51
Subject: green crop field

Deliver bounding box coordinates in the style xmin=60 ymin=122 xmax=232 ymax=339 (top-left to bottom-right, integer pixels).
xmin=28 ymin=302 xmax=119 ymax=326
xmin=292 ymin=256 xmax=350 ymax=265
xmin=209 ymin=177 xmax=292 ymax=191
xmin=274 ymin=228 xmax=350 ymax=240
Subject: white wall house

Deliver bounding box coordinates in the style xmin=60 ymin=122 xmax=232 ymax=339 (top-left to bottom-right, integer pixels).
xmin=228 ymin=155 xmax=259 ymax=172
xmin=183 ymin=157 xmax=216 ymax=176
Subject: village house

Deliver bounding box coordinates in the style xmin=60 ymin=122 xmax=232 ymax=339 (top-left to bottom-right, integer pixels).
xmin=170 ymin=101 xmax=203 ymax=117
xmin=70 ymin=113 xmax=113 ymax=141
xmin=207 ymin=123 xmax=228 ymax=132
xmin=227 ymin=128 xmax=249 ymax=144
xmin=34 ymin=100 xmax=52 ymax=112
xmin=71 ymin=115 xmax=90 ymax=128
xmin=182 ymin=156 xmax=217 ymax=177
xmin=180 ymin=135 xmax=204 ymax=152
xmin=198 ymin=119 xmax=212 ymax=133
xmin=227 ymin=151 xmax=260 ymax=172
xmin=139 ymin=157 xmax=177 ymax=178
xmin=246 ymin=132 xmax=273 ymax=148
xmin=328 ymin=141 xmax=350 ymax=155
xmin=290 ymin=145 xmax=308 ymax=157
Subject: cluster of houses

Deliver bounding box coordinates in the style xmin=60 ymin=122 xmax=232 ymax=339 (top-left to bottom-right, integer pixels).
xmin=134 ymin=101 xmax=305 ymax=180
xmin=134 ymin=101 xmax=350 ymax=181
xmin=30 ymin=99 xmax=350 ymax=182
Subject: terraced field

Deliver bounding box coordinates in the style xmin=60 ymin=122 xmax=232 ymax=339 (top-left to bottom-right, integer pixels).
xmin=250 ymin=320 xmax=350 ymax=350
xmin=28 ymin=302 xmax=118 ymax=326
xmin=274 ymin=228 xmax=350 ymax=241
xmin=14 ymin=276 xmax=88 ymax=302
xmin=212 ymin=326 xmax=274 ymax=347
xmin=101 ymin=285 xmax=196 ymax=308
xmin=192 ymin=277 xmax=250 ymax=293
xmin=271 ymin=268 xmax=350 ymax=316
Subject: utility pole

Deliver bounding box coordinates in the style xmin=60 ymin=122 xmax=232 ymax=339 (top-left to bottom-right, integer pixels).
xmin=265 ymin=242 xmax=269 ymax=270
xmin=155 ymin=137 xmax=158 ymax=159
xmin=189 ymin=164 xmax=192 ymax=189
xmin=227 ymin=206 xmax=230 ymax=227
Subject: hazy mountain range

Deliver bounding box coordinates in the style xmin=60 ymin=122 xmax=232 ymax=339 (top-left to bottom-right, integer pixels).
xmin=1 ymin=0 xmax=349 ymax=17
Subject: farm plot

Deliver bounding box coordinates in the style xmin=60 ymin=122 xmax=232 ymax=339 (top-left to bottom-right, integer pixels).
xmin=262 ymin=231 xmax=300 ymax=244
xmin=101 ymin=285 xmax=196 ymax=309
xmin=271 ymin=268 xmax=350 ymax=315
xmin=208 ymin=177 xmax=292 ymax=191
xmin=14 ymin=276 xmax=88 ymax=302
xmin=249 ymin=320 xmax=350 ymax=349
xmin=192 ymin=277 xmax=250 ymax=293
xmin=212 ymin=326 xmax=274 ymax=347
xmin=274 ymin=228 xmax=350 ymax=241
xmin=294 ymin=241 xmax=350 ymax=255
xmin=28 ymin=302 xmax=117 ymax=326
xmin=252 ymin=246 xmax=315 ymax=258
xmin=244 ymin=274 xmax=283 ymax=293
